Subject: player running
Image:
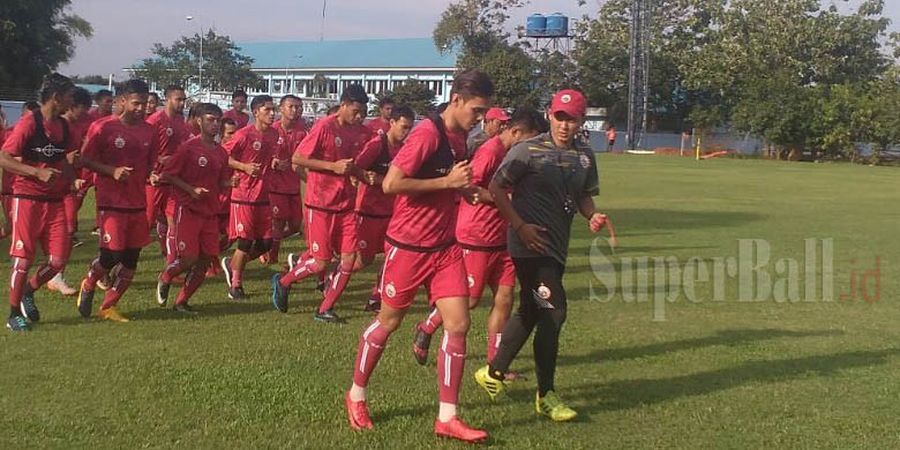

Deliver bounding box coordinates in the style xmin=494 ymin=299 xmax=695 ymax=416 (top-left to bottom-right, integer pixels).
xmin=265 ymin=95 xmax=307 ymax=265
xmin=222 ymin=90 xmax=250 ymax=129
xmin=364 ymin=96 xmax=394 ymax=135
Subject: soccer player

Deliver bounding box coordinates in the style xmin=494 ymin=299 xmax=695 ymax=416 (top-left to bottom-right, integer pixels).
xmin=270 ymin=84 xmax=371 ymax=322
xmin=351 ymin=105 xmax=415 ymax=312
xmin=156 ymin=103 xmax=232 ymax=313
xmin=412 ymin=107 xmax=547 ymax=366
xmin=222 ymin=90 xmax=250 ymax=129
xmin=266 ymin=95 xmax=306 ymax=265
xmin=76 ymin=79 xmax=158 ymax=323
xmin=0 ymin=73 xmax=76 ymax=331
xmin=87 ymin=89 xmax=114 ymax=123
xmin=220 ymin=95 xmax=278 ymax=300
xmin=145 ymin=85 xmax=188 ymax=262
xmin=2 ymin=102 xmax=41 ymax=235
xmin=365 ymin=96 xmax=394 ymax=135
xmin=147 ymin=92 xmax=161 ymax=114
xmin=473 ymin=89 xmax=607 ymax=423
xmin=341 ymin=70 xmax=492 ymax=443
xmin=466 ymin=107 xmax=509 ymax=156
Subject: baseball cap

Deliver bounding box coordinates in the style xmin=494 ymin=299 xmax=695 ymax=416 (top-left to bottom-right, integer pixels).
xmin=485 ymin=107 xmax=510 ymax=122
xmin=549 ymin=89 xmax=587 ymax=119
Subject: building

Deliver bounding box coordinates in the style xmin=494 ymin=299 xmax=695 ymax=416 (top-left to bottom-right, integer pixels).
xmin=236 ymin=38 xmax=458 ymax=114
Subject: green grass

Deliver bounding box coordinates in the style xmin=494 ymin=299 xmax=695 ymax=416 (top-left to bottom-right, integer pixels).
xmin=2 ymin=155 xmax=899 ymax=449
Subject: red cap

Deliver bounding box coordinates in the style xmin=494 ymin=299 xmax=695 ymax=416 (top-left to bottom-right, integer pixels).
xmin=549 ymin=89 xmax=587 ymax=118
xmin=485 ymin=107 xmax=510 ymax=122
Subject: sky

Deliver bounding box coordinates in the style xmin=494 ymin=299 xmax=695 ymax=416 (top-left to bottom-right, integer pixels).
xmin=60 ymin=0 xmax=900 ymax=77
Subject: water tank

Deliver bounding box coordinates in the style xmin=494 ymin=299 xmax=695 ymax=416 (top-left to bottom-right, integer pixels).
xmin=525 ymin=14 xmax=546 ymax=37
xmin=545 ymin=13 xmax=569 ymax=37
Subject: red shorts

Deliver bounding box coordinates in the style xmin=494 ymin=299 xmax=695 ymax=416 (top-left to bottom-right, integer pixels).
xmin=145 ymin=184 xmax=171 ymax=224
xmin=8 ymin=197 xmax=70 ymax=261
xmin=269 ymin=192 xmax=301 ymax=221
xmin=379 ymin=242 xmax=468 ymax=310
xmin=356 ymin=214 xmax=390 ymax=260
xmin=172 ymin=206 xmax=220 ymax=258
xmin=305 ymin=207 xmax=356 ymax=260
xmin=462 ymin=247 xmax=516 ymax=300
xmin=228 ymin=202 xmax=272 ymax=240
xmin=98 ymin=209 xmax=151 ymax=251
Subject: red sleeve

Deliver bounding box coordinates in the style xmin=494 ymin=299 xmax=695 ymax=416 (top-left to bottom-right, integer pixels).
xmin=161 ymin=141 xmax=188 ymax=177
xmin=223 ymin=130 xmax=243 ymax=159
xmin=391 ymin=122 xmax=439 ymax=177
xmin=354 ymin=136 xmax=382 ymax=170
xmin=1 ymin=112 xmax=36 ymax=156
xmin=295 ymin=119 xmax=327 ymax=159
xmin=218 ymin=148 xmax=232 ymax=184
xmin=469 ymin=142 xmax=498 ymax=187
xmin=148 ymin=129 xmax=160 ymax=169
xmin=80 ymin=120 xmax=106 ymax=160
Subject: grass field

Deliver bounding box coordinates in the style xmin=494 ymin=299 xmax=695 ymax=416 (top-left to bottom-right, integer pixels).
xmin=1 ymin=155 xmax=898 ymax=449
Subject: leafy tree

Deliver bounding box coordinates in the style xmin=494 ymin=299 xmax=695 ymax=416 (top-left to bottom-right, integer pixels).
xmin=68 ymin=74 xmax=107 ymax=85
xmin=378 ymin=81 xmax=437 ymax=116
xmin=133 ymin=30 xmax=261 ymax=93
xmin=0 ymin=0 xmax=92 ymax=99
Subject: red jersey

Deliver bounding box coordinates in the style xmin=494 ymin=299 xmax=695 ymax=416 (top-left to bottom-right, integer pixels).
xmin=354 ymin=134 xmax=399 ymax=217
xmin=385 ymin=117 xmax=467 ymax=249
xmin=1 ymin=110 xmax=74 ymax=199
xmin=365 ymin=117 xmax=390 ymax=135
xmin=81 ymin=116 xmax=157 ymax=210
xmin=65 ymin=115 xmax=92 ymax=152
xmin=223 ymin=124 xmax=278 ymax=203
xmin=295 ymin=115 xmax=371 ymax=212
xmin=162 ymin=136 xmax=231 ymax=217
xmin=223 ymin=109 xmax=250 ymax=129
xmin=145 ymin=110 xmax=189 ymax=170
xmin=86 ymin=108 xmax=110 ymax=124
xmin=269 ymin=119 xmax=307 ymax=195
xmin=455 ymin=136 xmax=508 ymax=248
xmin=1 ymin=126 xmax=10 ymax=194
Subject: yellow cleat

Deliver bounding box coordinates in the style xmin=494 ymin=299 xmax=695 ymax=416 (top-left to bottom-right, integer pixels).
xmin=535 ymin=391 xmax=578 ymax=422
xmin=98 ymin=306 xmax=130 ymax=323
xmin=473 ymin=365 xmax=507 ymax=401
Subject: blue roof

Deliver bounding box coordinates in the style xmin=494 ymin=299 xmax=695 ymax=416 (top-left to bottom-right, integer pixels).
xmin=238 ymin=38 xmax=457 ymax=69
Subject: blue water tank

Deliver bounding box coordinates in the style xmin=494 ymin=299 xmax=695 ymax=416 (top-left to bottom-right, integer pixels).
xmin=525 ymin=14 xmax=546 ymax=37
xmin=545 ymin=13 xmax=569 ymax=37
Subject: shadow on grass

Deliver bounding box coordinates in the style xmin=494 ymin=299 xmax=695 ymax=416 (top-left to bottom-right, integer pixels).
xmin=603 ymin=208 xmax=766 ymax=231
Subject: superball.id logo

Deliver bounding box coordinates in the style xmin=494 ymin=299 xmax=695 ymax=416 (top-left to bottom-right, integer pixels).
xmin=586 ymin=238 xmax=881 ymax=322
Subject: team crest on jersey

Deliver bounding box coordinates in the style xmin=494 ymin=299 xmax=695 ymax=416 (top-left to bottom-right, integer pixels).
xmin=358 ymin=240 xmax=368 ymax=250
xmin=252 ymin=141 xmax=262 ymax=151
xmin=14 ymin=240 xmax=23 ymax=251
xmin=277 ymin=137 xmax=284 ymax=145
xmin=312 ymin=242 xmax=320 ymax=253
xmin=579 ymin=154 xmax=591 ymax=169
xmin=384 ymin=282 xmax=396 ymax=298
xmin=467 ymin=274 xmax=475 ymax=288
xmin=236 ymin=223 xmax=244 ymax=233
xmin=102 ymin=233 xmax=111 ymax=244
xmin=334 ymin=136 xmax=343 ymax=147
xmin=178 ymin=241 xmax=186 ymax=251
xmin=198 ymin=156 xmax=208 ymax=167
xmin=165 ymin=127 xmax=174 ymax=137
xmin=537 ymin=283 xmax=552 ymax=300
xmin=272 ymin=205 xmax=280 ymax=215
xmin=114 ymin=137 xmax=126 ymax=149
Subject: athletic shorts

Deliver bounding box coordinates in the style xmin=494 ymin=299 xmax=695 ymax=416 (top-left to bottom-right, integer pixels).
xmin=305 ymin=207 xmax=356 ymax=260
xmin=228 ymin=202 xmax=272 ymax=240
xmin=145 ymin=184 xmax=171 ymax=224
xmin=8 ymin=197 xmax=70 ymax=261
xmin=462 ymin=247 xmax=516 ymax=300
xmin=355 ymin=214 xmax=390 ymax=260
xmin=379 ymin=242 xmax=468 ymax=310
xmin=172 ymin=206 xmax=220 ymax=258
xmin=269 ymin=192 xmax=301 ymax=221
xmin=98 ymin=208 xmax=151 ymax=251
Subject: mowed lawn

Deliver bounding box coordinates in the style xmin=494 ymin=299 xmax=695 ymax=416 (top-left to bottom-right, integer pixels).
xmin=1 ymin=155 xmax=898 ymax=449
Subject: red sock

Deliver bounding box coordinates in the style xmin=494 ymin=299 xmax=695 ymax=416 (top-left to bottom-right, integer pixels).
xmin=436 ymin=331 xmax=467 ymax=404
xmin=101 ymin=267 xmax=135 ymax=309
xmin=165 ymin=229 xmax=177 ymax=265
xmin=161 ymin=259 xmax=187 ymax=283
xmin=176 ymin=264 xmax=206 ymax=305
xmin=353 ymin=319 xmax=391 ymax=387
xmin=279 ymin=253 xmax=317 ymax=287
xmin=28 ymin=262 xmax=62 ymax=291
xmin=487 ymin=333 xmax=502 ymax=363
xmin=84 ymin=258 xmax=109 ymax=290
xmin=9 ymin=257 xmax=30 ymax=309
xmin=318 ymin=263 xmax=353 ymax=313
xmin=267 ymin=239 xmax=281 ymax=265
xmin=420 ymin=308 xmax=443 ymax=335
xmin=64 ymin=195 xmax=78 ymax=234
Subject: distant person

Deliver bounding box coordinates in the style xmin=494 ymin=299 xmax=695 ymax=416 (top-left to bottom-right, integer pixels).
xmin=87 ymin=89 xmax=114 ymax=123
xmin=266 ymin=95 xmax=307 ymax=266
xmin=365 ymin=96 xmax=394 ymax=135
xmin=606 ymin=125 xmax=616 ymax=152
xmin=467 ymin=107 xmax=509 ymax=157
xmin=146 ymin=92 xmax=161 ymax=114
xmin=222 ymin=90 xmax=250 ymax=129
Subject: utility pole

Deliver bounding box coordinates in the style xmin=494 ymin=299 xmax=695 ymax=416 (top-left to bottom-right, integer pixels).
xmin=627 ymin=0 xmax=651 ymax=150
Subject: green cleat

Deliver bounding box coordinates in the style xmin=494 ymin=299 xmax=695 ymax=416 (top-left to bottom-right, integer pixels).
xmin=535 ymin=391 xmax=578 ymax=422
xmin=473 ymin=365 xmax=507 ymax=401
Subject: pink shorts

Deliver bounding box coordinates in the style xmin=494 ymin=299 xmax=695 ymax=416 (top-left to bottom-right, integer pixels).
xmin=305 ymin=207 xmax=357 ymax=260
xmin=379 ymin=242 xmax=469 ymax=310
xmin=172 ymin=206 xmax=220 ymax=258
xmin=462 ymin=246 xmax=516 ymax=300
xmin=98 ymin=208 xmax=151 ymax=251
xmin=355 ymin=214 xmax=390 ymax=260
xmin=9 ymin=197 xmax=70 ymax=262
xmin=269 ymin=192 xmax=301 ymax=221
xmin=228 ymin=202 xmax=272 ymax=240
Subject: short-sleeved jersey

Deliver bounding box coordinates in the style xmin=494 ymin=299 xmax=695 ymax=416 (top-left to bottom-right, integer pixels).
xmin=81 ymin=116 xmax=158 ymax=210
xmin=223 ymin=109 xmax=250 ymax=129
xmin=162 ymin=136 xmax=231 ymax=217
xmin=1 ymin=110 xmax=74 ymax=199
xmin=455 ymin=136 xmax=509 ymax=248
xmin=365 ymin=117 xmax=390 ymax=135
xmin=354 ymin=134 xmax=400 ymax=217
xmin=295 ymin=114 xmax=371 ymax=212
xmin=269 ymin=119 xmax=307 ymax=195
xmin=145 ymin=109 xmax=189 ymax=170
xmin=223 ymin=124 xmax=278 ymax=203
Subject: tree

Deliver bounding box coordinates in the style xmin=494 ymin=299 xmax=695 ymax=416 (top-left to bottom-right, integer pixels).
xmin=378 ymin=80 xmax=437 ymax=116
xmin=69 ymin=75 xmax=107 ymax=85
xmin=0 ymin=0 xmax=92 ymax=99
xmin=133 ymin=30 xmax=261 ymax=94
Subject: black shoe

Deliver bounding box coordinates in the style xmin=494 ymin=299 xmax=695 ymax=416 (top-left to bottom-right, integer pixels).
xmin=6 ymin=315 xmax=29 ymax=332
xmin=363 ymin=298 xmax=381 ymax=313
xmin=271 ymin=273 xmax=289 ymax=313
xmin=314 ymin=309 xmax=345 ymax=324
xmin=77 ymin=280 xmax=94 ymax=318
xmin=228 ymin=286 xmax=246 ymax=301
xmin=316 ymin=280 xmax=326 ymax=293
xmin=20 ymin=288 xmax=40 ymax=322
xmin=412 ymin=324 xmax=432 ymax=366
xmin=173 ymin=303 xmax=198 ymax=315
xmin=156 ymin=277 xmax=170 ymax=307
